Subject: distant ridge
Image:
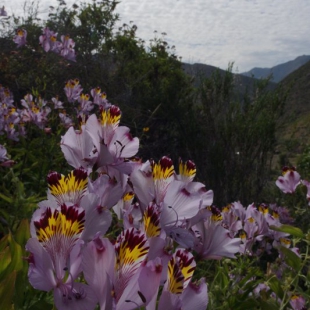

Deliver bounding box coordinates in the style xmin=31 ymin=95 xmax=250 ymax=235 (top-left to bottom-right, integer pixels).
xmin=182 ymin=62 xmax=277 ymax=92
xmin=241 ymin=55 xmax=310 ymax=83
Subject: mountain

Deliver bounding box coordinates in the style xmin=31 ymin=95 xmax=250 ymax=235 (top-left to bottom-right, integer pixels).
xmin=241 ymin=55 xmax=310 ymax=83
xmin=182 ymin=62 xmax=277 ymax=92
xmin=273 ymin=59 xmax=310 ymax=166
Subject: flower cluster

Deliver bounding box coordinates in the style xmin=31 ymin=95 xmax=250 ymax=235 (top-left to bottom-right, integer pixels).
xmin=0 ymin=80 xmax=113 ymax=140
xmin=24 ymin=91 xmax=302 ymax=309
xmin=25 ymin=98 xmax=217 ymax=309
xmin=0 ymin=86 xmax=53 ymax=140
xmin=12 ymin=26 xmax=76 ymax=61
xmin=39 ymin=27 xmax=76 ymax=61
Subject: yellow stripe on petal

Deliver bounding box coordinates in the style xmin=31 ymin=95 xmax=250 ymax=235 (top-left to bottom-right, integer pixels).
xmin=123 ymin=192 xmax=134 ymax=202
xmin=152 ymin=156 xmax=174 ymax=180
xmin=114 ymin=229 xmax=149 ymax=301
xmin=208 ymin=206 xmax=223 ymax=222
xmin=175 ymin=249 xmax=196 ymax=289
xmin=115 ymin=228 xmax=149 ymax=270
xmin=272 ymin=211 xmax=279 ymax=219
xmin=143 ymin=204 xmax=161 ymax=238
xmin=280 ymin=237 xmax=291 ymax=247
xmin=47 ymin=168 xmax=88 ymax=205
xmin=34 ymin=205 xmax=85 ymax=243
xmin=222 ymin=204 xmax=231 ymax=213
xmin=100 ymin=105 xmax=121 ymax=127
xmin=167 ymin=249 xmax=196 ymax=294
xmin=258 ymin=203 xmax=269 ymax=215
xmin=167 ymin=256 xmax=184 ymax=294
xmin=179 ymin=159 xmax=196 ymax=181
xmin=282 ymin=166 xmax=296 ymax=176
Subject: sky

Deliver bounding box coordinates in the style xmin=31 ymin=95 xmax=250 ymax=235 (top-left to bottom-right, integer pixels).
xmin=2 ymin=0 xmax=310 ymax=72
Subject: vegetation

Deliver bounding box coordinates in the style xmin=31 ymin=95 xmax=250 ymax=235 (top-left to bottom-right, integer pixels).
xmin=0 ymin=1 xmax=310 ymax=309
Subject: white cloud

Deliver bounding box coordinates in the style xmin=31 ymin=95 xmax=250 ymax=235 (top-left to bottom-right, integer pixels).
xmin=2 ymin=0 xmax=310 ymax=71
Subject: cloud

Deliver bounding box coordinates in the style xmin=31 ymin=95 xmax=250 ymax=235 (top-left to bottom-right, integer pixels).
xmin=3 ymin=0 xmax=310 ymax=71
xmin=116 ymin=0 xmax=310 ymax=71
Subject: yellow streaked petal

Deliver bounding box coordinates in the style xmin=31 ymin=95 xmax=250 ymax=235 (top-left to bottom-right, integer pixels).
xmin=47 ymin=168 xmax=88 ymax=205
xmin=178 ymin=159 xmax=196 ymax=180
xmin=143 ymin=204 xmax=161 ymax=238
xmin=34 ymin=205 xmax=85 ymax=243
xmin=152 ymin=156 xmax=174 ymax=180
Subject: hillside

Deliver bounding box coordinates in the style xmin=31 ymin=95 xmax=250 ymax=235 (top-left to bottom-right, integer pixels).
xmin=241 ymin=55 xmax=310 ymax=83
xmin=182 ymin=62 xmax=277 ymax=93
xmin=275 ymin=60 xmax=310 ymax=166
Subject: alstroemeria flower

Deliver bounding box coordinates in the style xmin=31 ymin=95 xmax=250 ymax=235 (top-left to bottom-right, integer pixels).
xmin=61 ymin=125 xmax=99 ymax=174
xmin=0 ymin=6 xmax=7 ymax=16
xmin=60 ymin=35 xmax=76 ymax=61
xmin=46 ymin=167 xmax=88 ymax=206
xmin=176 ymin=159 xmax=197 ymax=183
xmin=39 ymin=27 xmax=61 ymax=53
xmin=0 ymin=144 xmax=8 ymax=162
xmin=85 ymin=106 xmax=139 ymax=174
xmin=301 ymin=179 xmax=310 ymax=205
xmin=64 ymin=79 xmax=83 ymax=103
xmin=13 ymin=29 xmax=27 ymax=47
xmin=91 ymin=87 xmax=111 ymax=108
xmin=0 ymin=144 xmax=15 ymax=167
xmin=289 ymin=294 xmax=306 ymax=310
xmin=130 ymin=157 xmax=213 ymax=245
xmin=158 ymin=249 xmax=208 ymax=310
xmin=82 ymin=229 xmax=159 ymax=310
xmin=59 ymin=111 xmax=74 ymax=127
xmin=77 ymin=93 xmax=94 ymax=115
xmin=20 ymin=94 xmax=51 ymax=129
xmin=276 ymin=166 xmax=301 ymax=194
xmin=193 ymin=216 xmax=241 ymax=259
xmin=26 ymin=204 xmax=98 ymax=309
xmin=51 ymin=97 xmax=64 ymax=109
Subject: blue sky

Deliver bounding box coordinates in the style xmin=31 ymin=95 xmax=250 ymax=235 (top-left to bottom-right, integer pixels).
xmin=3 ymin=0 xmax=310 ymax=72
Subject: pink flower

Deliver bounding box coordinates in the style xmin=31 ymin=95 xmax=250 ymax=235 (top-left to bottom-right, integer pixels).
xmin=90 ymin=87 xmax=111 ymax=108
xmin=193 ymin=217 xmax=241 ymax=259
xmin=39 ymin=27 xmax=61 ymax=53
xmin=0 ymin=6 xmax=7 ymax=16
xmin=64 ymin=79 xmax=83 ymax=103
xmin=82 ymin=229 xmax=160 ymax=309
xmin=60 ymin=35 xmax=76 ymax=61
xmin=276 ymin=166 xmax=301 ymax=194
xmin=302 ymin=179 xmax=310 ymax=205
xmin=290 ymin=294 xmax=306 ymax=310
xmin=51 ymin=97 xmax=64 ymax=109
xmin=13 ymin=29 xmax=27 ymax=47
xmin=26 ymin=204 xmax=98 ymax=310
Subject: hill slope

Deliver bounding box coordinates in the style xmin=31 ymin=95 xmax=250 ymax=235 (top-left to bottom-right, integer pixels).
xmin=275 ymin=60 xmax=310 ymax=166
xmin=182 ymin=62 xmax=277 ymax=93
xmin=241 ymin=55 xmax=310 ymax=83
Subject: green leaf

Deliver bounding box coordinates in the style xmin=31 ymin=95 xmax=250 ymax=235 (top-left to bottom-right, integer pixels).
xmin=14 ymin=272 xmax=26 ymax=308
xmin=0 ymin=246 xmax=11 ymax=279
xmin=14 ymin=219 xmax=30 ymax=247
xmin=268 ymin=277 xmax=284 ymax=299
xmin=0 ymin=235 xmax=9 ymax=252
xmin=259 ymin=299 xmax=281 ymax=310
xmin=233 ymin=298 xmax=259 ymax=310
xmin=1 ymin=234 xmax=24 ymax=278
xmin=28 ymin=300 xmax=54 ymax=310
xmin=0 ymin=193 xmax=13 ymax=204
xmin=280 ymin=246 xmax=301 ymax=271
xmin=0 ymin=271 xmax=16 ymax=310
xmin=269 ymin=225 xmax=304 ymax=238
xmin=8 ymin=233 xmax=24 ymax=273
